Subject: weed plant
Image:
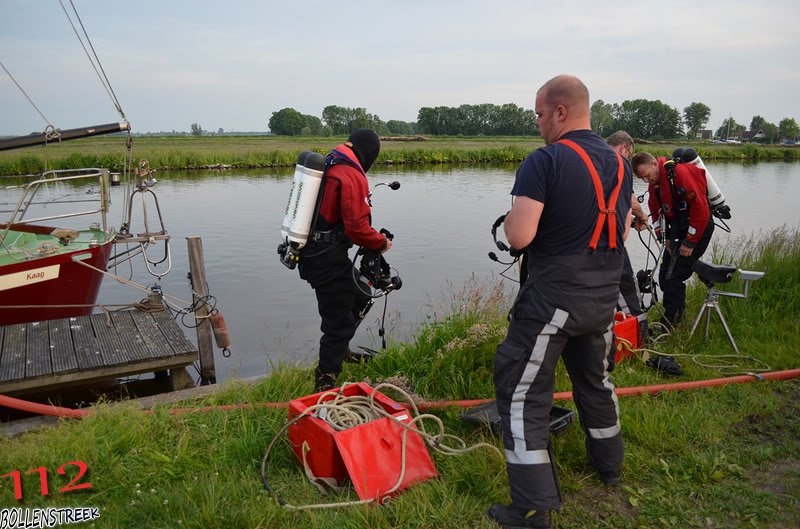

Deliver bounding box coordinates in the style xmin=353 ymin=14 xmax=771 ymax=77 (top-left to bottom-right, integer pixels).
xmin=0 ymin=229 xmax=798 ymax=527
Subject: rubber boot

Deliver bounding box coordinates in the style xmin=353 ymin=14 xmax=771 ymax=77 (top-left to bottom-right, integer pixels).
xmin=487 ymin=504 xmax=551 ymax=529
xmin=314 ymin=367 xmax=337 ymax=392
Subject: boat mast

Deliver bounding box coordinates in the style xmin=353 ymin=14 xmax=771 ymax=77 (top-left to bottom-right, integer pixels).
xmin=0 ymin=122 xmax=130 ymax=152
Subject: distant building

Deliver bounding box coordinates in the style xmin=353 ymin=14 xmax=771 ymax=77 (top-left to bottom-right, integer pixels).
xmin=695 ymin=129 xmax=713 ymax=140
xmin=742 ymin=129 xmax=767 ymax=142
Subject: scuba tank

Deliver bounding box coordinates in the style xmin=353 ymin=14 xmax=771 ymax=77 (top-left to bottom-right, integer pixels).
xmin=672 ymin=148 xmax=731 ymax=219
xmin=278 ymin=151 xmax=326 ymax=269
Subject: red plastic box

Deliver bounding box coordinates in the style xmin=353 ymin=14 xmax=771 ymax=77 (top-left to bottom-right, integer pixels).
xmin=613 ymin=312 xmax=639 ymax=363
xmin=287 ymin=382 xmax=437 ymax=502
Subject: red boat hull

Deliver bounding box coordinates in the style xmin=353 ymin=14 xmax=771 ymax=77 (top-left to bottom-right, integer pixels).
xmin=0 ymin=241 xmax=113 ymax=325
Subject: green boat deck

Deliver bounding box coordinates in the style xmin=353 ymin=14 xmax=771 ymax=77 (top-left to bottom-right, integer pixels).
xmin=0 ymin=226 xmax=107 ymax=266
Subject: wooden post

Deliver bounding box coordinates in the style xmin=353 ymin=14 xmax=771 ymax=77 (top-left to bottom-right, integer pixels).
xmin=187 ymin=236 xmax=216 ymax=385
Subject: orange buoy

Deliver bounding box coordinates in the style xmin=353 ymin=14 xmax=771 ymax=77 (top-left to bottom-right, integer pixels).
xmin=209 ymin=311 xmax=231 ymax=349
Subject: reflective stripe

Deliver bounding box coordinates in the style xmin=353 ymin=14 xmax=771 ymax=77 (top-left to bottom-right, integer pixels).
xmin=509 ymin=308 xmax=569 ymax=453
xmin=505 ymin=448 xmax=551 ymax=465
xmin=601 ymin=320 xmax=621 ymax=418
xmin=636 ymin=313 xmax=648 ymax=322
xmin=617 ymin=292 xmax=630 ymax=314
xmin=588 ymin=422 xmax=621 ymax=439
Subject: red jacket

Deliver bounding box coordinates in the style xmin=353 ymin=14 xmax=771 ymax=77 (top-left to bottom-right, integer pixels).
xmin=647 ymin=157 xmax=710 ymax=246
xmin=317 ymin=144 xmax=387 ymax=251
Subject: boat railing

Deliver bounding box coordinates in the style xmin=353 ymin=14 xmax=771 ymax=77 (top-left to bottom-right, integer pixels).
xmin=1 ymin=167 xmax=111 ymax=243
xmin=2 ymin=162 xmax=173 ymax=279
xmin=106 ymin=159 xmax=172 ymax=275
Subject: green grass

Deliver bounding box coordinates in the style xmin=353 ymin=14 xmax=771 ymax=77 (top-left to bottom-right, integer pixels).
xmin=0 ymin=229 xmax=799 ymax=528
xmin=1 ymin=135 xmax=797 ymax=175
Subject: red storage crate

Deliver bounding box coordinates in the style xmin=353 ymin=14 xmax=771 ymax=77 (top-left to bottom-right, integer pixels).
xmin=613 ymin=312 xmax=639 ymax=363
xmin=287 ymin=382 xmax=437 ymax=502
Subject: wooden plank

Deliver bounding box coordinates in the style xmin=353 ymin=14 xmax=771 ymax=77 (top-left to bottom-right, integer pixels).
xmin=25 ymin=321 xmax=51 ymax=378
xmin=0 ymin=324 xmax=26 ymax=382
xmin=90 ymin=313 xmax=134 ymax=366
xmin=0 ymin=309 xmax=199 ymax=397
xmin=151 ymin=310 xmax=196 ymax=354
xmin=71 ymin=315 xmax=104 ymax=369
xmin=130 ymin=310 xmax=173 ymax=359
xmin=49 ymin=318 xmax=78 ymax=374
xmin=0 ymin=353 xmax=196 ymax=395
xmin=109 ymin=312 xmax=150 ymax=361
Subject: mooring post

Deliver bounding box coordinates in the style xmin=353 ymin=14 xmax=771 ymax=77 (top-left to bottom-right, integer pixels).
xmin=187 ymin=236 xmax=216 ymax=385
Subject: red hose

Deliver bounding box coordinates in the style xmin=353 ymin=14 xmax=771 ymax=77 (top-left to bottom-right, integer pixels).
xmin=2 ymin=368 xmax=799 ymax=418
xmin=417 ymin=368 xmax=800 ymax=409
xmin=0 ymin=394 xmax=91 ymax=418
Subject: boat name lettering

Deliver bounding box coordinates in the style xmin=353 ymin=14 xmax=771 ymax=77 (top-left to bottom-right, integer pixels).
xmin=0 ymin=264 xmax=61 ymax=292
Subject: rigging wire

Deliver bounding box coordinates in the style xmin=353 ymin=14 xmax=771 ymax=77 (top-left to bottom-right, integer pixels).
xmin=0 ymin=60 xmax=54 ymax=128
xmin=58 ymin=0 xmax=127 ymax=121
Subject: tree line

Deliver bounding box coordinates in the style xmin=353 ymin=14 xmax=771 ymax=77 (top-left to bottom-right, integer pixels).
xmin=263 ymin=101 xmax=800 ymax=143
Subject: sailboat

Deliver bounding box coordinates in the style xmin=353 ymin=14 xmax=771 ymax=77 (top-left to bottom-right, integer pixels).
xmin=0 ymin=6 xmax=171 ymax=327
xmin=1 ymin=124 xmax=128 ymax=325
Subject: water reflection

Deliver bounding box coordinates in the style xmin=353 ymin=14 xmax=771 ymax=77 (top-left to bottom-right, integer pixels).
xmin=90 ymin=161 xmax=800 ymax=381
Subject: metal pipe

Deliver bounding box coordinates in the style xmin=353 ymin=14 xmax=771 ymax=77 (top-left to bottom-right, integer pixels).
xmin=0 ymin=122 xmax=129 ymax=152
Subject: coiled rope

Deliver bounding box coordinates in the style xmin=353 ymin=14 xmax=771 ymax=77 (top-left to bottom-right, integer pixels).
xmin=260 ymin=382 xmax=502 ymax=510
xmin=615 ymin=320 xmax=772 ymax=375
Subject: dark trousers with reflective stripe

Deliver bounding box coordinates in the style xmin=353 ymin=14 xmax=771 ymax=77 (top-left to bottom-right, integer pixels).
xmin=659 ymin=222 xmax=714 ymax=325
xmin=494 ymin=253 xmax=624 ymax=511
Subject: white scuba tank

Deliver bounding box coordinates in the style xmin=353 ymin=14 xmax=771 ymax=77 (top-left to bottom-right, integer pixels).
xmin=674 ymin=147 xmax=731 ymax=218
xmin=280 ymin=151 xmax=326 ymax=249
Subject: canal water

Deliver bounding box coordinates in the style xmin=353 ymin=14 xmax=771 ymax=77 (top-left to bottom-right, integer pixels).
xmin=91 ymin=161 xmax=800 ymax=382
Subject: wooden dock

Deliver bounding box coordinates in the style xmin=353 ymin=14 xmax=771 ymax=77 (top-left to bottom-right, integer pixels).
xmin=0 ymin=309 xmax=198 ymax=395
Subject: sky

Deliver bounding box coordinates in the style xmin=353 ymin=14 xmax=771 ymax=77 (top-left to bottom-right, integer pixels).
xmin=1 ymin=0 xmax=798 ymax=136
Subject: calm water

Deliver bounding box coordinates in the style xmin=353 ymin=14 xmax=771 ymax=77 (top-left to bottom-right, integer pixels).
xmin=69 ymin=161 xmax=800 ymax=381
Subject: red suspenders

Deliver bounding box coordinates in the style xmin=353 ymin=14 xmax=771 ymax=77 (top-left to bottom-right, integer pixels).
xmin=557 ymin=139 xmax=625 ymax=250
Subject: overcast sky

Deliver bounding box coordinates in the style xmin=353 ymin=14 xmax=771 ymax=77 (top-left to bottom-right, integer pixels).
xmin=1 ymin=0 xmax=798 ymax=135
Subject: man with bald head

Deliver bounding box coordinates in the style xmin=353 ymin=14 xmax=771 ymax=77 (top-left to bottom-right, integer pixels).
xmin=490 ymin=75 xmax=632 ymax=529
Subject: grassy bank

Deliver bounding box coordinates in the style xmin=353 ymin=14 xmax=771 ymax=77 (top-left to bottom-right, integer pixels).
xmin=0 ymin=229 xmax=799 ymax=528
xmin=1 ymin=135 xmax=798 ymax=175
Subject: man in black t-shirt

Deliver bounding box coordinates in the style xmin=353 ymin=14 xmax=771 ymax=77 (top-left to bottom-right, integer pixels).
xmin=489 ymin=75 xmax=632 ymax=529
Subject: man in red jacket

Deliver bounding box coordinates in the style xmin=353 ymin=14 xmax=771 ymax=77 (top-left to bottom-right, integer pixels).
xmin=299 ymin=129 xmax=392 ymax=391
xmin=631 ymin=151 xmax=714 ymax=329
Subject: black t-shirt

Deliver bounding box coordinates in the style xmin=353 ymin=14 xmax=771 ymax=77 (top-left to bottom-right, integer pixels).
xmin=511 ymin=129 xmax=633 ymax=257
